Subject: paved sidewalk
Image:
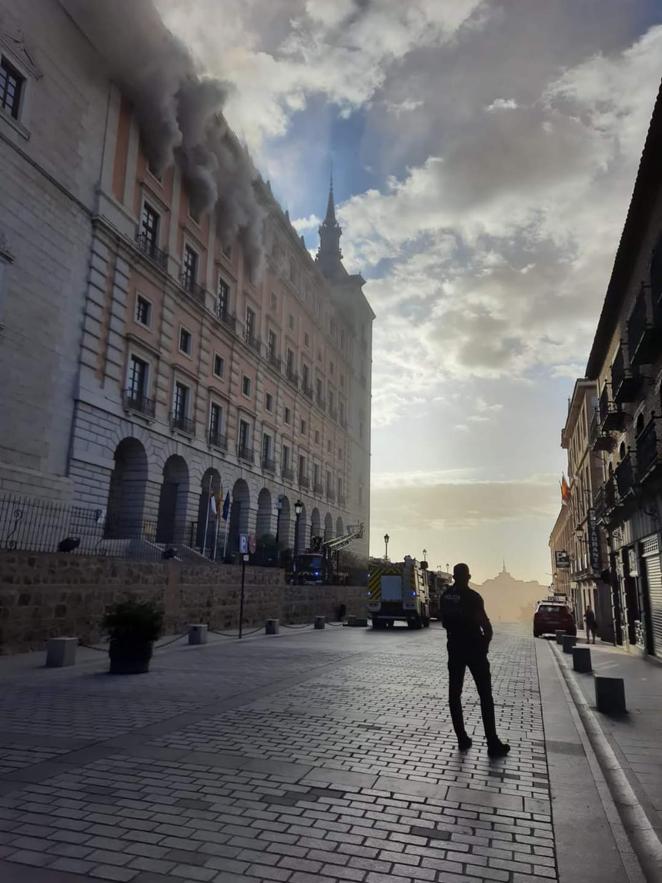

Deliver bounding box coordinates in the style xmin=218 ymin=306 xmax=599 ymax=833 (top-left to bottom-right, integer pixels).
xmin=557 ymin=637 xmax=662 ymax=840
xmin=0 ymin=623 xmax=632 ymax=882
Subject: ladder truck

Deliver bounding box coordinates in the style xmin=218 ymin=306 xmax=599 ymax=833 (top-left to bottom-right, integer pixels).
xmin=290 ymin=523 xmax=364 ymax=585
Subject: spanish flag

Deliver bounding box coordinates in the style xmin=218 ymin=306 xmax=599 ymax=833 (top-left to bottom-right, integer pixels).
xmin=560 ymin=474 xmax=571 ymax=505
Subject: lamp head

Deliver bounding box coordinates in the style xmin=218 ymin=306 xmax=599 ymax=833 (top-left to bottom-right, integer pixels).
xmin=294 ymin=499 xmax=303 ymax=516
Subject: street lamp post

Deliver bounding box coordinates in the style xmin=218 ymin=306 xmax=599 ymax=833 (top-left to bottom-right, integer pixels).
xmin=384 ymin=533 xmax=390 ymax=561
xmin=275 ymin=496 xmax=283 ymax=545
xmin=294 ymin=499 xmax=303 ymax=556
xmin=422 ymin=548 xmax=427 ymax=563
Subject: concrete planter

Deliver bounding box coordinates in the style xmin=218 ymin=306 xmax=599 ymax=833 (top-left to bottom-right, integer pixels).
xmin=108 ymin=638 xmax=153 ymax=674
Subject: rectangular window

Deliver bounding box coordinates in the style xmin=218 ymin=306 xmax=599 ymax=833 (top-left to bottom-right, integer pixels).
xmin=329 ymin=390 xmax=335 ymax=409
xmin=304 ymin=332 xmax=310 ymax=347
xmin=283 ymin=444 xmax=290 ymax=469
xmin=239 ymin=419 xmax=250 ymax=449
xmin=313 ymin=463 xmax=320 ymax=484
xmin=173 ymin=381 xmax=189 ymax=420
xmin=183 ymin=245 xmax=198 ymax=289
xmin=288 ymin=314 xmax=294 ymax=330
xmin=179 ymin=327 xmax=192 ymax=355
xmin=299 ymin=454 xmax=306 ymax=477
xmin=266 ymin=392 xmax=273 ymax=412
xmin=300 ymin=419 xmax=306 ymax=435
xmin=217 ymin=276 xmax=229 ymax=316
xmin=128 ymin=355 xmax=148 ymax=399
xmin=140 ymin=202 xmax=160 ymax=251
xmin=268 ymin=330 xmax=277 ymax=359
xmin=213 ymin=354 xmax=224 ymax=378
xmin=262 ymin=433 xmax=272 ymax=459
xmin=314 ymin=430 xmax=320 ymax=444
xmin=246 ymin=306 xmax=256 ymax=340
xmin=242 ymin=375 xmax=251 ymax=396
xmin=284 ymin=406 xmax=291 ymax=424
xmin=316 ymin=378 xmax=322 ymax=400
xmin=209 ymin=402 xmax=223 ymax=436
xmin=302 ymin=364 xmax=309 ymax=387
xmin=286 ymin=348 xmax=294 ymax=374
xmin=0 ymin=57 xmax=24 ymax=120
xmin=135 ymin=295 xmax=151 ymax=327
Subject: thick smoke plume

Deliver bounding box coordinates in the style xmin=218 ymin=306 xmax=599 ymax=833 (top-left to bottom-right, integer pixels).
xmin=62 ymin=0 xmax=265 ymax=270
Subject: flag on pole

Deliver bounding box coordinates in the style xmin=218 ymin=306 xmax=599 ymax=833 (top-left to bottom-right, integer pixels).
xmin=222 ymin=492 xmax=231 ymax=520
xmin=560 ymin=474 xmax=571 ymax=505
xmin=209 ymin=494 xmax=217 ymax=516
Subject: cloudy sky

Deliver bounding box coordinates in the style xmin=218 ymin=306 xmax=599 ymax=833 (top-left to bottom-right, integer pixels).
xmin=158 ymin=0 xmax=661 ymax=583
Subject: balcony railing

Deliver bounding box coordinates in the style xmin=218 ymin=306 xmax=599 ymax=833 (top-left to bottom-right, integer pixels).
xmin=123 ymin=389 xmax=155 ymax=418
xmin=636 ymin=416 xmax=662 ymax=482
xmin=244 ymin=331 xmax=261 ymax=355
xmin=286 ymin=368 xmax=299 ymax=388
xmin=170 ymin=413 xmax=195 ymax=435
xmin=208 ymin=429 xmax=227 ymax=450
xmin=611 ymin=343 xmax=641 ymax=404
xmin=302 ymin=383 xmax=313 ymax=400
xmin=216 ymin=307 xmax=236 ymax=331
xmin=589 ymin=411 xmax=614 ymax=453
xmin=299 ymin=473 xmax=310 ymax=489
xmin=595 ymin=477 xmax=618 ymax=522
xmin=267 ymin=351 xmax=282 ymax=372
xmin=135 ymin=233 xmax=168 ymax=271
xmin=282 ymin=466 xmax=294 ymax=481
xmin=614 ymin=452 xmax=635 ymax=500
xmin=598 ymin=385 xmax=626 ymax=432
xmin=338 ymin=494 xmax=346 ymax=507
xmin=326 ymin=488 xmax=336 ymax=503
xmin=180 ymin=272 xmax=206 ymax=304
xmin=237 ymin=444 xmax=254 ymax=464
xmin=262 ymin=456 xmax=276 ymax=474
xmin=316 ymin=394 xmax=326 ymax=411
xmin=313 ymin=481 xmax=324 ymax=496
xmin=627 ymin=286 xmax=661 ymax=366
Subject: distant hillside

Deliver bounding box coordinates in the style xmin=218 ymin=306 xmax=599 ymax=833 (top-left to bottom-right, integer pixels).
xmin=474 ymin=565 xmax=548 ymax=623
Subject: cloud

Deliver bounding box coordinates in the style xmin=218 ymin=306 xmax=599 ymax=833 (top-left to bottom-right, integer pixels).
xmin=485 ymin=97 xmax=518 ymax=111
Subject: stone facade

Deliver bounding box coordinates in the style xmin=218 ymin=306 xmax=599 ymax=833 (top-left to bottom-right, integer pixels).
xmin=0 ymin=1 xmax=109 ymax=499
xmin=0 ymin=1 xmax=374 ymax=567
xmin=0 ymin=551 xmax=368 ymax=653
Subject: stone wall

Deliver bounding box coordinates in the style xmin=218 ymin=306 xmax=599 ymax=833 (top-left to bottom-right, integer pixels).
xmin=0 ymin=552 xmax=368 ymax=653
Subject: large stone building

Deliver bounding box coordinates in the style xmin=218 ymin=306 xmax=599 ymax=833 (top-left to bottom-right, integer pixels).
xmin=0 ymin=0 xmax=374 ymax=562
xmin=551 ymin=80 xmax=662 ymax=657
xmin=548 ymin=503 xmax=572 ymax=600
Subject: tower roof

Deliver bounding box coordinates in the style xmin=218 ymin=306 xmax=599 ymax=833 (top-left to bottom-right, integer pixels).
xmin=323 ymin=172 xmax=339 ymax=227
xmin=316 ymin=170 xmax=343 ymax=279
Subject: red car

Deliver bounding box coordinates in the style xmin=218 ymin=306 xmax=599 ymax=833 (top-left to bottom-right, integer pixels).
xmin=533 ymin=601 xmax=576 ymax=638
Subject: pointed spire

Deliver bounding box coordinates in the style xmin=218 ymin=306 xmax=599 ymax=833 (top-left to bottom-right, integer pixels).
xmin=324 ymin=166 xmax=338 ymax=227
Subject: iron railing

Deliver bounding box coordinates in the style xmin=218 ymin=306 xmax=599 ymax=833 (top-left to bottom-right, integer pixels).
xmin=123 ymin=390 xmax=156 ymax=418
xmin=326 ymin=488 xmax=336 ymax=503
xmin=216 ymin=307 xmax=236 ymax=331
xmin=313 ymin=481 xmax=324 ymax=496
xmin=171 ymin=413 xmax=195 ymax=435
xmin=0 ymin=493 xmax=168 ymax=561
xmin=598 ymin=385 xmax=625 ymax=432
xmin=208 ymin=429 xmax=227 ymax=450
xmin=179 ymin=272 xmax=206 ymax=304
xmin=338 ymin=494 xmax=346 ymax=507
xmin=237 ymin=445 xmax=254 ymax=464
xmin=282 ymin=466 xmax=294 ymax=481
xmin=262 ymin=456 xmax=276 ymax=474
xmin=614 ymin=453 xmax=635 ymax=499
xmin=286 ymin=367 xmax=299 ymax=388
xmin=299 ymin=473 xmax=310 ymax=489
xmin=267 ymin=351 xmax=282 ymax=372
xmin=636 ymin=417 xmax=662 ymax=481
xmin=135 ymin=233 xmax=168 ymax=270
xmin=244 ymin=331 xmax=261 ymax=355
xmin=611 ymin=343 xmax=640 ymax=404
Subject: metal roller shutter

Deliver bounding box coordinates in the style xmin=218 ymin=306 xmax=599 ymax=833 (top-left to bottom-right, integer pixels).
xmin=642 ymin=534 xmax=662 ymax=659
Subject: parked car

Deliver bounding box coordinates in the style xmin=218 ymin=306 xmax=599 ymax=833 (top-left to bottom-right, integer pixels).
xmin=533 ymin=601 xmax=576 ymax=638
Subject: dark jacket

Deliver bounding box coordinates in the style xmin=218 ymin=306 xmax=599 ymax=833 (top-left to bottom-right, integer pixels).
xmin=440 ymin=585 xmax=493 ymax=650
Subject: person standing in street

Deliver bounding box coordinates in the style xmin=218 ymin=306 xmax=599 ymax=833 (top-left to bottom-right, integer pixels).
xmin=584 ymin=606 xmax=597 ymax=644
xmin=440 ymin=563 xmax=510 ymax=758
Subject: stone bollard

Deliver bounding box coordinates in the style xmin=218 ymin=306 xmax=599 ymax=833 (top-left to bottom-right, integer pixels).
xmin=188 ymin=624 xmax=208 ymax=645
xmin=573 ymin=647 xmax=592 ymax=673
xmin=314 ymin=616 xmax=326 ymax=630
xmin=555 ymin=630 xmax=566 ymax=644
xmin=595 ymin=676 xmax=627 ymax=715
xmin=265 ymin=619 xmax=279 ymax=635
xmin=46 ymin=637 xmax=77 ymax=668
xmin=562 ymin=635 xmax=577 ymax=654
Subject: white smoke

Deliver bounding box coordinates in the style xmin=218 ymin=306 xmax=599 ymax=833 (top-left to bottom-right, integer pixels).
xmin=61 ymin=0 xmax=265 ymax=269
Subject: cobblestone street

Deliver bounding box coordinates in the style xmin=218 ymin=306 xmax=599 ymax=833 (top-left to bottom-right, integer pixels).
xmin=0 ymin=625 xmax=633 ymax=883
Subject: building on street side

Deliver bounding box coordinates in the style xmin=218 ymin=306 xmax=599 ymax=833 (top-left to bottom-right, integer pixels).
xmin=0 ymin=0 xmax=374 ymax=563
xmin=549 ymin=503 xmax=572 ymax=600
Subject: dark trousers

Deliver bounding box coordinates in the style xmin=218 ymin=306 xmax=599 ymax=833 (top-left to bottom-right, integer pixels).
xmin=448 ymin=647 xmax=498 ymax=744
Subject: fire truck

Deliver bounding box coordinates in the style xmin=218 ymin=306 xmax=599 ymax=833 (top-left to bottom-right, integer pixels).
xmin=368 ymin=556 xmax=431 ymax=629
xmin=290 ymin=523 xmax=364 ymax=585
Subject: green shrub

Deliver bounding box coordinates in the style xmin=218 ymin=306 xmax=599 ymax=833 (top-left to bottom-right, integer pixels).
xmin=102 ymin=599 xmax=163 ymax=643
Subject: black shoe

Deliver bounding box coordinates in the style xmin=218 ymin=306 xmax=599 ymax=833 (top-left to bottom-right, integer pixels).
xmin=487 ymin=741 xmax=510 ymax=758
xmin=458 ymin=736 xmax=472 ymax=751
